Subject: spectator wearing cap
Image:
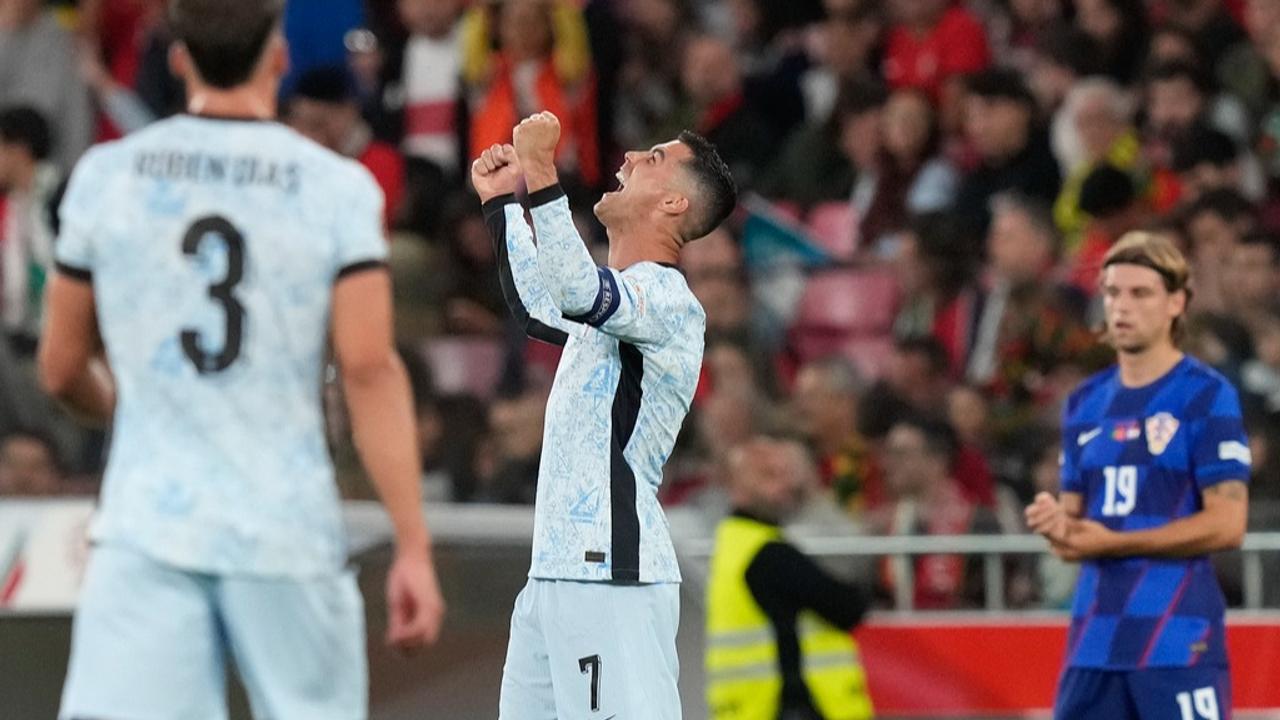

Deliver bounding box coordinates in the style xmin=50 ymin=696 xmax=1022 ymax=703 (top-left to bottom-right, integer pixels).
xmin=0 ymin=0 xmax=92 ymax=172
xmin=0 ymin=106 xmax=58 ymax=348
xmin=286 ymin=66 xmax=405 ymax=229
xmin=1051 ymin=78 xmax=1142 ymax=246
xmin=951 ymin=69 xmax=1061 ymax=238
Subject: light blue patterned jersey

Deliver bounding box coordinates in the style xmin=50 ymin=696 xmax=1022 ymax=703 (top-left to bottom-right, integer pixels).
xmin=55 ymin=115 xmax=388 ymax=578
xmin=482 ymin=185 xmax=705 ymax=583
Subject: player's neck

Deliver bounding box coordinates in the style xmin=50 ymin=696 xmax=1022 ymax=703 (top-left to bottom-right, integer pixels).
xmin=1117 ymin=342 xmax=1184 ymax=388
xmin=187 ymin=83 xmax=277 ymax=122
xmin=606 ymin=229 xmax=680 ymax=270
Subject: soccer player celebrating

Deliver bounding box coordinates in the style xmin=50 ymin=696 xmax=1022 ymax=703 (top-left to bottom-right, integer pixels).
xmin=1027 ymin=232 xmax=1250 ymax=720
xmin=471 ymin=112 xmax=736 ymax=719
xmin=40 ymin=1 xmax=444 ymax=718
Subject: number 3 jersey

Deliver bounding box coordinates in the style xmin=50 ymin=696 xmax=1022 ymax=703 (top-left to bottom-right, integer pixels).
xmin=55 ymin=116 xmax=388 ymax=578
xmin=1059 ymin=355 xmax=1251 ymax=670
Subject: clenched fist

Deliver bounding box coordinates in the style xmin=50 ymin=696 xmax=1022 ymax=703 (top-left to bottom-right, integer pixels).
xmin=513 ymin=111 xmax=561 ymax=190
xmin=470 ymin=143 xmax=521 ymax=204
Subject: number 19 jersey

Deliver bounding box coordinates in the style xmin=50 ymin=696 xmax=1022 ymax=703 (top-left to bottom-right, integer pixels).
xmin=1059 ymin=356 xmax=1250 ymax=670
xmin=55 ymin=116 xmax=388 ymax=578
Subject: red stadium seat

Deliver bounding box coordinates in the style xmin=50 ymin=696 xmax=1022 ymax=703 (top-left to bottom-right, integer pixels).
xmin=793 ymin=268 xmax=899 ymax=336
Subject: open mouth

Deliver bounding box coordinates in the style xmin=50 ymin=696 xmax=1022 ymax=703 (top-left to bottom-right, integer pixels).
xmin=615 ymin=169 xmax=627 ymax=190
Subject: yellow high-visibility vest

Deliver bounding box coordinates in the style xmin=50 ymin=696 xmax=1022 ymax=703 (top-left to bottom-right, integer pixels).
xmin=706 ymin=515 xmax=874 ymax=720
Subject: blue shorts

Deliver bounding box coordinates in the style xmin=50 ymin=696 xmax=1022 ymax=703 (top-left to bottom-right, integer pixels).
xmin=1055 ymin=666 xmax=1232 ymax=720
xmin=499 ymin=578 xmax=682 ymax=720
xmin=60 ymin=543 xmax=367 ymax=720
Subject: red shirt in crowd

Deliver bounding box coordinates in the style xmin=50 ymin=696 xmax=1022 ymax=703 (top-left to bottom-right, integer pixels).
xmin=357 ymin=140 xmax=405 ymax=230
xmin=883 ymin=7 xmax=991 ymax=100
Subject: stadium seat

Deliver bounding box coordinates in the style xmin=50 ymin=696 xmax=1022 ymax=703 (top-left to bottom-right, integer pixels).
xmin=806 ymin=202 xmax=858 ymax=261
xmin=792 ymin=268 xmax=899 ymax=336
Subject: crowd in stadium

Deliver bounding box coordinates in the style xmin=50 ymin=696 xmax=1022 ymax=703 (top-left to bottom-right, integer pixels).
xmin=2 ymin=0 xmax=1280 ymax=609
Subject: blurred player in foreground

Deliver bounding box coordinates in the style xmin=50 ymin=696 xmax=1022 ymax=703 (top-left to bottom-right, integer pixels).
xmin=1027 ymin=232 xmax=1249 ymax=720
xmin=471 ymin=112 xmax=736 ymax=718
xmin=39 ymin=1 xmax=443 ymax=717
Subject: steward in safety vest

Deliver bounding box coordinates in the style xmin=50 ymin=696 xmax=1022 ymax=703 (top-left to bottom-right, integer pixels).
xmin=706 ymin=435 xmax=875 ymax=720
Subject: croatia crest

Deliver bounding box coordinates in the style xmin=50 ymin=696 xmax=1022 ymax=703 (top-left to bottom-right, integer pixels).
xmin=1146 ymin=412 xmax=1180 ymax=456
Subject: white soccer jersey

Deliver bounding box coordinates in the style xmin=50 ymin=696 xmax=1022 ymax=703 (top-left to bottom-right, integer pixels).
xmin=55 ymin=115 xmax=387 ymax=577
xmin=483 ymin=185 xmax=705 ymax=583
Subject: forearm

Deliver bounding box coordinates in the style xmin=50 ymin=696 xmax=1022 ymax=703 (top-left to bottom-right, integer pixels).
xmin=1108 ymin=510 xmax=1244 ymax=558
xmin=528 ymin=187 xmax=602 ymax=315
xmin=49 ymin=356 xmax=115 ymax=426
xmin=343 ymin=356 xmax=432 ymax=555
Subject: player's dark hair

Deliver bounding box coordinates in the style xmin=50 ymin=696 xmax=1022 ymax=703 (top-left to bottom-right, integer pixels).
xmin=677 ymin=130 xmax=738 ymax=242
xmin=1103 ymin=231 xmax=1193 ymax=343
xmin=0 ymin=106 xmax=52 ymax=161
xmin=291 ymin=65 xmax=357 ymax=105
xmin=169 ymin=0 xmax=284 ymax=89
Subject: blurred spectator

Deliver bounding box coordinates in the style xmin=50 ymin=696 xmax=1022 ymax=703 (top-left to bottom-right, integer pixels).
xmin=1181 ymin=188 xmax=1256 ymax=313
xmin=1026 ymin=436 xmax=1079 ymax=607
xmin=967 ymin=193 xmax=1100 ymax=425
xmin=681 ymin=227 xmax=752 ymax=340
xmin=474 ymin=385 xmax=547 ymax=504
xmin=759 ymin=78 xmax=880 ymax=213
xmin=873 ymin=415 xmax=992 ymax=609
xmin=1051 ymin=78 xmax=1141 ymax=243
xmin=986 ymin=0 xmax=1067 ymax=72
xmin=280 ymin=0 xmax=365 ymax=95
xmin=1243 ymin=309 xmax=1280 ymax=418
xmin=464 ymin=0 xmax=600 ymax=189
xmin=1223 ymin=230 xmax=1280 ymax=334
xmin=286 ymin=66 xmax=405 ymax=228
xmin=0 ymin=427 xmax=62 ymax=495
xmin=1070 ymin=163 xmax=1146 ymax=292
xmin=1217 ymin=0 xmax=1280 ymax=124
xmin=613 ymin=0 xmax=692 ymax=152
xmin=1172 ymin=122 xmax=1264 ymax=202
xmin=799 ymin=1 xmax=883 ymax=123
xmin=0 ymin=106 xmax=58 ymax=348
xmin=399 ymin=0 xmax=465 ymax=235
xmin=1074 ymin=0 xmax=1150 ymax=84
xmin=882 ymin=0 xmax=991 ymax=133
xmin=891 ymin=213 xmax=981 ymax=370
xmin=865 ymin=86 xmax=959 ymax=239
xmin=663 ymin=34 xmax=772 ymax=190
xmin=77 ymin=37 xmax=158 ymax=135
xmin=1025 ymin=26 xmax=1103 ymax=118
xmin=0 ymin=0 xmax=92 ymax=171
xmin=952 ymin=69 xmax=1061 ymax=236
xmin=438 ymin=196 xmax=506 ymax=335
xmin=861 ymin=336 xmax=952 ymax=439
xmin=790 ymin=355 xmax=876 ymax=512
xmin=1147 ymin=22 xmax=1202 ymax=66
xmin=1161 ymin=0 xmax=1246 ymax=70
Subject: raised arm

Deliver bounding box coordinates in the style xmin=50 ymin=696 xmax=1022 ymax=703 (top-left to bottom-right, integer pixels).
xmin=472 ymin=143 xmax=577 ymax=345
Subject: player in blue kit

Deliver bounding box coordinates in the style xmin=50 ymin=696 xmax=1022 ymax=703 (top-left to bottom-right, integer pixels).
xmin=471 ymin=112 xmax=736 ymax=719
xmin=1027 ymin=231 xmax=1250 ymax=720
xmin=38 ymin=0 xmax=444 ymax=718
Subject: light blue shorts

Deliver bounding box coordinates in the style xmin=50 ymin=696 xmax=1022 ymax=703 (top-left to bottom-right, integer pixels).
xmin=59 ymin=543 xmax=366 ymax=720
xmin=499 ymin=578 xmax=682 ymax=720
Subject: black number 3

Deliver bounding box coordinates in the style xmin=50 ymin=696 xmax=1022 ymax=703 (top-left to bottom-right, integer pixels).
xmin=181 ymin=215 xmax=246 ymax=374
xmin=578 ymin=654 xmax=601 ymax=712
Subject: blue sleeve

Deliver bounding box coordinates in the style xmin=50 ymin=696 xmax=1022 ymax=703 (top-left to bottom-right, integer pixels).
xmin=332 ymin=164 xmax=388 ymax=278
xmin=527 ymin=184 xmax=692 ymax=345
xmin=54 ymin=146 xmax=108 ymax=280
xmin=1060 ymin=404 xmax=1084 ymax=495
xmin=481 ymin=194 xmax=578 ymax=345
xmin=1191 ymin=381 xmax=1252 ymax=490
